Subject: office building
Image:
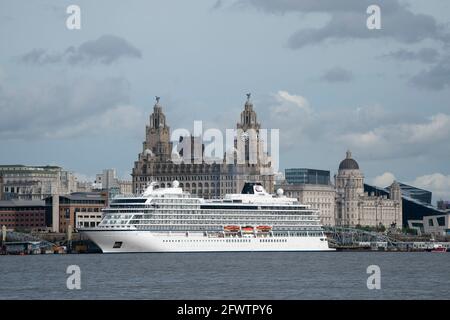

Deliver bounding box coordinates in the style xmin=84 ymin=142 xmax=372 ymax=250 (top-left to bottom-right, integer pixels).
xmin=45 ymin=192 xmax=107 ymax=233
xmin=285 ymin=168 xmax=330 ymax=185
xmin=0 ymin=199 xmax=47 ymax=231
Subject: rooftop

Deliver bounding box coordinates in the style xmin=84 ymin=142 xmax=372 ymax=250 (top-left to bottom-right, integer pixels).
xmin=0 ymin=199 xmax=46 ymax=207
xmin=338 ymin=150 xmax=359 ymax=170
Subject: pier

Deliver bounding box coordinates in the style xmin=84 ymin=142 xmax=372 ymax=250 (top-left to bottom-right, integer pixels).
xmin=324 ymin=226 xmax=450 ymax=251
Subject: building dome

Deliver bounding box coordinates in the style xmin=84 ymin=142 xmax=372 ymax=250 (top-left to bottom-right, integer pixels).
xmin=339 ymin=150 xmax=359 ymax=170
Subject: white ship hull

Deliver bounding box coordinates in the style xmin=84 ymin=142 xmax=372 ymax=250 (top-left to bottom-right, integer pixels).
xmin=81 ymin=230 xmax=334 ymax=253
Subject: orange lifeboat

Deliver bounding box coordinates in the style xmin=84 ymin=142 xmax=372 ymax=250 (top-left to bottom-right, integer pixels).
xmin=256 ymin=225 xmax=272 ymax=232
xmin=241 ymin=226 xmax=254 ymax=233
xmin=223 ymin=225 xmax=240 ymax=232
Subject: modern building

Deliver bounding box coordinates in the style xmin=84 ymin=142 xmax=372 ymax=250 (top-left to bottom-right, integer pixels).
xmin=76 ymin=211 xmax=103 ymax=230
xmin=44 ymin=192 xmax=107 ymax=233
xmin=132 ymin=95 xmax=274 ymax=198
xmin=278 ymin=183 xmax=336 ymax=226
xmin=397 ymin=182 xmax=432 ymax=204
xmin=285 ymin=168 xmax=330 ymax=185
xmin=408 ymin=214 xmax=450 ymax=236
xmin=0 ymin=199 xmax=48 ymax=231
xmin=335 ymin=151 xmax=402 ymax=228
xmin=0 ymin=165 xmax=77 ymax=201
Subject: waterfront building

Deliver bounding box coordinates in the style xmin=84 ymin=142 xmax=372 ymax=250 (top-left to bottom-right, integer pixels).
xmin=277 ymin=183 xmax=336 ymax=226
xmin=44 ymin=192 xmax=107 ymax=233
xmin=0 ymin=165 xmax=81 ymax=232
xmin=397 ymin=182 xmax=432 ymax=204
xmin=131 ymin=95 xmax=274 ymax=198
xmin=276 ymin=168 xmax=335 ymax=226
xmin=0 ymin=199 xmax=47 ymax=231
xmin=0 ymin=165 xmax=77 ymax=200
xmin=364 ymin=184 xmax=447 ymax=227
xmin=285 ymin=168 xmax=330 ymax=185
xmin=76 ymin=211 xmax=103 ymax=229
xmin=335 ymin=151 xmax=402 ymax=228
xmin=408 ymin=213 xmax=450 ymax=236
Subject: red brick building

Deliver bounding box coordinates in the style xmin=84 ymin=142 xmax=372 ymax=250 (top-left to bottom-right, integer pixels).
xmin=45 ymin=192 xmax=107 ymax=233
xmin=0 ymin=199 xmax=47 ymax=230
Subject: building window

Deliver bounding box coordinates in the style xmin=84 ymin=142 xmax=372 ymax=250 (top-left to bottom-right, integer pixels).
xmin=436 ymin=216 xmax=445 ymax=227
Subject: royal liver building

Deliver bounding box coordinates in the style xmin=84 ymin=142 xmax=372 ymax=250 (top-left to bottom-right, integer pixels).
xmin=132 ymin=95 xmax=275 ymax=198
xmin=335 ymin=151 xmax=402 ymax=228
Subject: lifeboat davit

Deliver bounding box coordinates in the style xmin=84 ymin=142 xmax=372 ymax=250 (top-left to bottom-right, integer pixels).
xmin=256 ymin=225 xmax=272 ymax=232
xmin=223 ymin=225 xmax=240 ymax=232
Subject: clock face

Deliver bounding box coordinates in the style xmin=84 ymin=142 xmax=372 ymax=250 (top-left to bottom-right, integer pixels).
xmin=240 ymin=131 xmax=249 ymax=142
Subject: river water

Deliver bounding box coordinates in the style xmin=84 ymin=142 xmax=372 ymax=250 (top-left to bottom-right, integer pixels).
xmin=0 ymin=252 xmax=448 ymax=299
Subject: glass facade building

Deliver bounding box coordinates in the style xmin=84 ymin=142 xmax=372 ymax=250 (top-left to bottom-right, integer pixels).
xmin=285 ymin=169 xmax=330 ymax=185
xmin=397 ymin=183 xmax=432 ymax=204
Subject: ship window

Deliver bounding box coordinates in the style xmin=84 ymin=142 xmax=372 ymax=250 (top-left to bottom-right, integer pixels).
xmin=113 ymin=241 xmax=123 ymax=248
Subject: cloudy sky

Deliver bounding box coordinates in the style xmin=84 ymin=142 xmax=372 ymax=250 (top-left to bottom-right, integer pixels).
xmin=1 ymin=0 xmax=449 ymax=203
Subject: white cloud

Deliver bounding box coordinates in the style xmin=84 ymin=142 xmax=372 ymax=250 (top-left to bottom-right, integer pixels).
xmin=338 ymin=113 xmax=450 ymax=159
xmin=372 ymin=172 xmax=396 ymax=188
xmin=258 ymin=91 xmax=450 ymax=163
xmin=411 ymin=173 xmax=450 ymax=201
xmin=265 ymin=90 xmax=313 ymax=149
xmin=273 ymin=90 xmax=311 ymax=114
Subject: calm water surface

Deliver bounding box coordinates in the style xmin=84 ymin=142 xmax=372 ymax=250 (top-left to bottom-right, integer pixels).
xmin=0 ymin=252 xmax=449 ymax=299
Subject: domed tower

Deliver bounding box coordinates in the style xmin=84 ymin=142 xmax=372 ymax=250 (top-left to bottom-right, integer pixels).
xmin=233 ymin=93 xmax=266 ymax=165
xmin=142 ymin=96 xmax=172 ymax=162
xmin=335 ymin=150 xmax=364 ymax=195
xmin=237 ymin=93 xmax=260 ymax=132
xmin=335 ymin=150 xmax=364 ymax=226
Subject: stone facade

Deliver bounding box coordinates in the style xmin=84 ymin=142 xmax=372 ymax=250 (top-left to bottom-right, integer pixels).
xmin=118 ymin=180 xmax=132 ymax=195
xmin=132 ymin=96 xmax=274 ymax=197
xmin=0 ymin=165 xmax=77 ymax=201
xmin=335 ymin=151 xmax=402 ymax=228
xmin=278 ymin=183 xmax=336 ymax=226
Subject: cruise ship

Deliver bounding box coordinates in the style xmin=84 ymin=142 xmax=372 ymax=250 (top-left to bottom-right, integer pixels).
xmin=80 ymin=182 xmax=334 ymax=253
